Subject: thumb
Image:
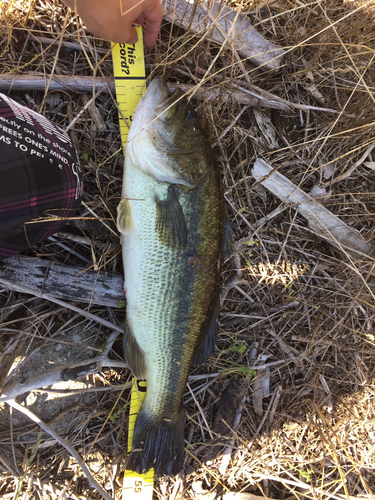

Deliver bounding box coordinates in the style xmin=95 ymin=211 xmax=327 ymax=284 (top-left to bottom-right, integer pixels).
xmin=127 ymin=25 xmax=139 ymax=45
xmin=113 ymin=24 xmax=139 ymax=44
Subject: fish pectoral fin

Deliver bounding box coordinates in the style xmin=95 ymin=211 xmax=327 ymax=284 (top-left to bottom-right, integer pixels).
xmin=193 ymin=298 xmax=219 ymax=365
xmin=117 ymin=198 xmax=134 ymax=235
xmin=123 ymin=322 xmax=148 ymax=379
xmin=155 ymin=185 xmax=188 ymax=249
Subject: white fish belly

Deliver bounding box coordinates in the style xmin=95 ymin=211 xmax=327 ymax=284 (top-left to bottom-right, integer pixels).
xmin=121 ymin=160 xmax=192 ymax=408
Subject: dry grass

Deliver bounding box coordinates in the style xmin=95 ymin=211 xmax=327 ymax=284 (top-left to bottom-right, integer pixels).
xmin=1 ymin=0 xmax=375 ymax=498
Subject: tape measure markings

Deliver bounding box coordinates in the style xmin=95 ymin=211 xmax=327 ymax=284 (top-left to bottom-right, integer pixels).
xmin=112 ymin=29 xmax=146 ymax=148
xmin=112 ymin=29 xmax=154 ymax=499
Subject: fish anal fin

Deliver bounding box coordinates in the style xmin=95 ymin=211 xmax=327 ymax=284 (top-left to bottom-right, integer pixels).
xmin=117 ymin=198 xmax=134 ymax=235
xmin=155 ymin=185 xmax=187 ymax=249
xmin=123 ymin=322 xmax=147 ymax=379
xmin=193 ymin=300 xmax=219 ymax=365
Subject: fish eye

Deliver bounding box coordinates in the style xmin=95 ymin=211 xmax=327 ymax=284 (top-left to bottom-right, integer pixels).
xmin=187 ymin=110 xmax=195 ymax=121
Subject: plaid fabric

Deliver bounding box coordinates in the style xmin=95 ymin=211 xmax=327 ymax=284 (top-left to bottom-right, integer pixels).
xmin=0 ymin=93 xmax=83 ymax=260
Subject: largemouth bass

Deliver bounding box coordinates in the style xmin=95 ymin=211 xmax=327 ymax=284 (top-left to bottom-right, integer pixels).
xmin=117 ymin=76 xmax=224 ymax=476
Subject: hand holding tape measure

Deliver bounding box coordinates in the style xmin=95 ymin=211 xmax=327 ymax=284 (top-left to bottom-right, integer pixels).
xmin=62 ymin=0 xmax=162 ymax=47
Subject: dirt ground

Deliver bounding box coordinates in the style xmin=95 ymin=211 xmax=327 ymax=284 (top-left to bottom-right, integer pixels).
xmin=1 ymin=0 xmax=375 ymax=499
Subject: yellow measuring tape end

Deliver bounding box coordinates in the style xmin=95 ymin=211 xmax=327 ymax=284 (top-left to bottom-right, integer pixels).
xmin=123 ymin=379 xmax=154 ymax=499
xmin=112 ymin=27 xmax=146 ymax=150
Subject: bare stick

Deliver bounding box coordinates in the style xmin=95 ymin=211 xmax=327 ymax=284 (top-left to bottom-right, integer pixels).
xmin=0 ymin=450 xmax=19 ymax=477
xmin=252 ymin=158 xmax=373 ymax=257
xmin=247 ymin=391 xmax=276 ymax=451
xmin=0 ymin=75 xmax=340 ymax=113
xmin=33 ymin=36 xmax=108 ymax=54
xmin=0 ymin=332 xmax=127 ymax=403
xmin=0 ymin=256 xmax=124 ymax=307
xmin=162 ymin=0 xmax=284 ymax=70
xmin=6 ymin=400 xmax=113 ymax=500
xmin=0 ymin=355 xmax=129 ymax=403
xmin=187 ymin=383 xmax=214 ymax=440
xmin=0 ymin=275 xmax=123 ymax=332
xmin=325 ymin=144 xmax=375 ymax=186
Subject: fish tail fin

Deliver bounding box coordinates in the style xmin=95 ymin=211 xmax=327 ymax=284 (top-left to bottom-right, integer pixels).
xmin=127 ymin=406 xmax=184 ymax=476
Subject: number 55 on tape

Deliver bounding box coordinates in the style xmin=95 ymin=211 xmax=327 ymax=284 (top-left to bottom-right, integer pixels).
xmin=122 ymin=379 xmax=154 ymax=499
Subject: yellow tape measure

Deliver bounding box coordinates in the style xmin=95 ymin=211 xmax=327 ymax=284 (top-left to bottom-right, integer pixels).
xmin=122 ymin=379 xmax=154 ymax=498
xmin=112 ymin=27 xmax=146 ymax=150
xmin=112 ymin=30 xmax=154 ymax=499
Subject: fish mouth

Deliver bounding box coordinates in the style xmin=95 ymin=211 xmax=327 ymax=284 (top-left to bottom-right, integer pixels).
xmin=134 ymin=76 xmax=184 ymax=125
xmin=152 ymin=76 xmax=184 ymax=121
xmin=146 ymin=75 xmax=170 ymax=108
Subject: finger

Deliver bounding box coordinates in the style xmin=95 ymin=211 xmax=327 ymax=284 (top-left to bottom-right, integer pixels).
xmin=61 ymin=0 xmax=75 ymax=9
xmin=143 ymin=2 xmax=163 ymax=48
xmin=112 ymin=25 xmax=139 ymax=44
xmin=134 ymin=13 xmax=146 ymax=25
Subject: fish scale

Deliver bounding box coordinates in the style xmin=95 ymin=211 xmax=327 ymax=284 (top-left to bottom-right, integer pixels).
xmin=124 ymin=169 xmax=202 ymax=409
xmin=117 ymin=76 xmax=224 ymax=475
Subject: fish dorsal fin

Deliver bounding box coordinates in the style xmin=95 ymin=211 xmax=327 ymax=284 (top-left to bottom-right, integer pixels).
xmin=155 ymin=185 xmax=188 ymax=249
xmin=117 ymin=198 xmax=134 ymax=235
xmin=123 ymin=322 xmax=148 ymax=380
xmin=193 ymin=299 xmax=219 ymax=365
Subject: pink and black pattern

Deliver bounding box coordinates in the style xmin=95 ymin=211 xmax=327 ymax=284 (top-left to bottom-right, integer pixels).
xmin=0 ymin=93 xmax=83 ymax=260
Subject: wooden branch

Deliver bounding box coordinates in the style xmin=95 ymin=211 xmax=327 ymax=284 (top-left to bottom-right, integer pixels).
xmin=162 ymin=0 xmax=284 ymax=70
xmin=0 ymin=74 xmax=114 ymax=93
xmin=0 ymin=256 xmax=124 ymax=307
xmin=0 ymin=75 xmax=287 ymax=109
xmin=252 ymin=159 xmax=374 ymax=258
xmin=0 ymin=357 xmax=129 ymax=404
xmin=0 ymin=75 xmax=341 ymax=114
xmin=0 ymin=360 xmax=101 ymax=403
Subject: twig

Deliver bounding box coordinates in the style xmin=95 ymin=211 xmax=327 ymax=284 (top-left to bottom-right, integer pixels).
xmin=80 ymin=201 xmax=118 ymax=237
xmin=252 ymin=158 xmax=374 ymax=257
xmin=325 ymin=144 xmax=375 ymax=186
xmin=268 ymin=384 xmax=283 ymax=424
xmin=6 ymin=400 xmax=113 ymax=500
xmin=0 ymin=276 xmax=123 ymax=332
xmin=254 ymin=203 xmax=288 ymax=230
xmin=0 ymin=450 xmax=19 ymax=477
xmin=0 ymin=356 xmax=128 ymax=403
xmin=33 ymin=35 xmax=108 ymax=54
xmin=162 ymin=0 xmax=284 ymax=70
xmin=48 ymin=236 xmax=91 ymax=264
xmin=64 ymin=89 xmax=106 ymax=133
xmin=187 ymin=383 xmax=214 ymax=440
xmin=247 ymin=391 xmax=276 ymax=451
xmin=0 ymin=75 xmax=341 ymax=113
xmin=36 ymin=383 xmax=131 ymax=395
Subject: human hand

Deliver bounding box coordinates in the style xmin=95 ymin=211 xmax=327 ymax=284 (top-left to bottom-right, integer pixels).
xmin=61 ymin=0 xmax=163 ymax=48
